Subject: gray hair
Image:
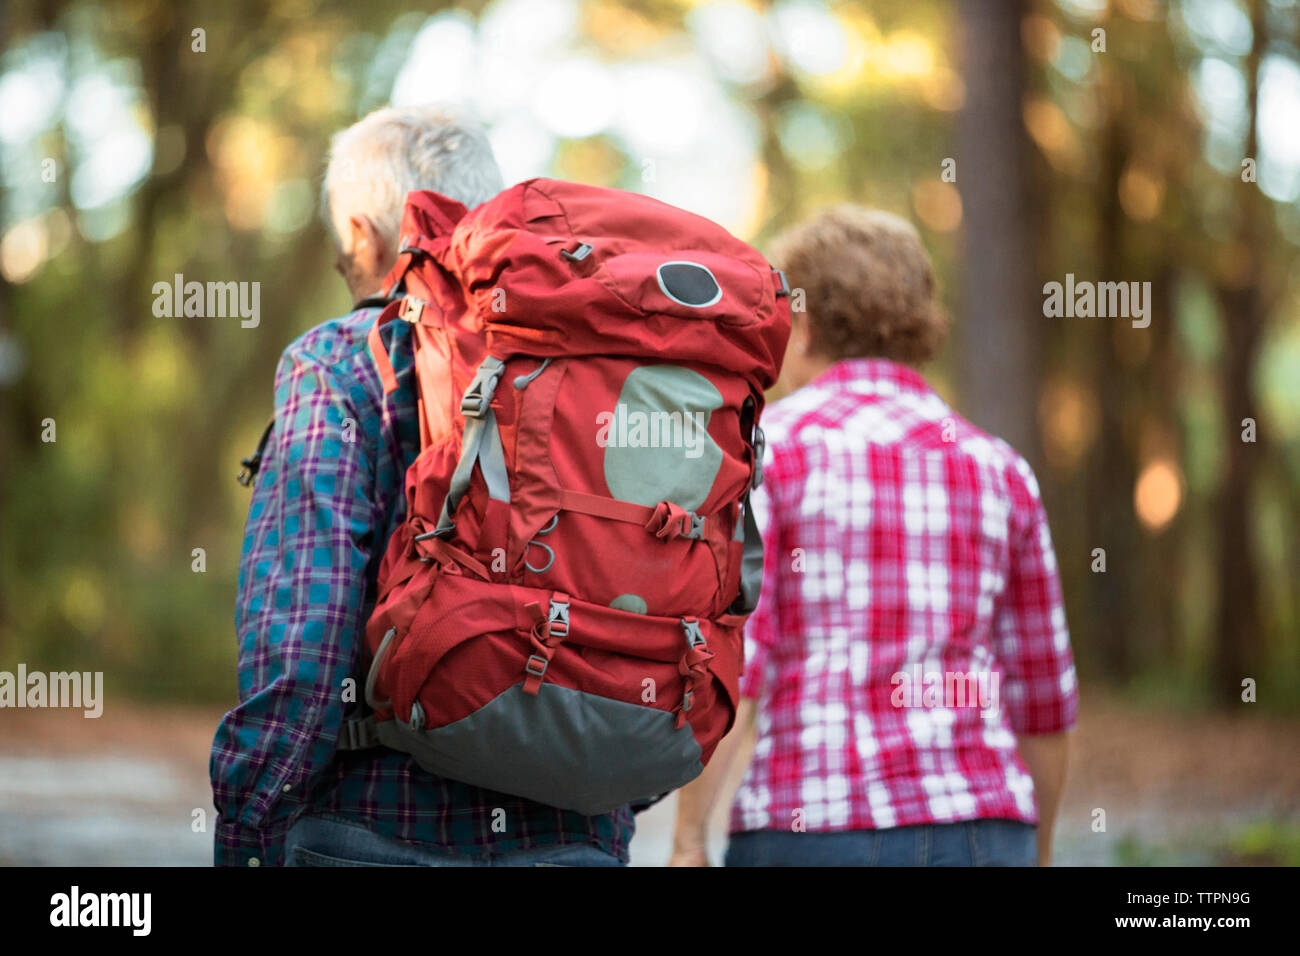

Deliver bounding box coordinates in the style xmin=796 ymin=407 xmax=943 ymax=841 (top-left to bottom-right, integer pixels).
xmin=321 ymin=104 xmax=504 ymax=251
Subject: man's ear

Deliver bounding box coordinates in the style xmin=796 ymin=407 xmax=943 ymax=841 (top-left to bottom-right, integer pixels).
xmin=347 ymin=213 xmax=389 ymax=278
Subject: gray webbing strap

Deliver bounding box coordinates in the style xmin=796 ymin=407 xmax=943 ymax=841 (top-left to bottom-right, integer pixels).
xmin=733 ymin=490 xmax=763 ymax=615
xmin=433 ymin=357 xmax=511 ymax=537
xmin=730 ymin=412 xmax=766 ymax=614
xmin=475 ymin=411 xmax=510 ymax=501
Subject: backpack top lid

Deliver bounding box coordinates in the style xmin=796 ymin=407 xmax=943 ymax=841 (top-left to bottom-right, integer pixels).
xmin=391 ymin=178 xmax=792 ymax=393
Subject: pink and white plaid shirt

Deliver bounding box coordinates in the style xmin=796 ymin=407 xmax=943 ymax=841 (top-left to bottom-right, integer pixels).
xmin=730 ymin=358 xmax=1078 ymax=835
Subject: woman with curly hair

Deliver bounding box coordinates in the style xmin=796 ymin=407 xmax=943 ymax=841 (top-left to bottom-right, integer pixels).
xmin=671 ymin=206 xmax=1078 ymax=867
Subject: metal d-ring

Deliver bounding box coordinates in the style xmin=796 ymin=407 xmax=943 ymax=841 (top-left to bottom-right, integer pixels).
xmin=524 ymin=540 xmax=555 ymax=574
xmin=522 ymin=514 xmax=559 ymax=573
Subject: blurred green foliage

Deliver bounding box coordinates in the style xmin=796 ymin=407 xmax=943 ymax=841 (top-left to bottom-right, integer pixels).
xmin=1112 ymin=821 xmax=1300 ymax=866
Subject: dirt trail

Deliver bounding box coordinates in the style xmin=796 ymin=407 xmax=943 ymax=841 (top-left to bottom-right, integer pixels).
xmin=1 ymin=689 xmax=1295 ymax=865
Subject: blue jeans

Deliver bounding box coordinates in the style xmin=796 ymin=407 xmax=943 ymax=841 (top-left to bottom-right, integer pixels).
xmin=724 ymin=820 xmax=1037 ymax=867
xmin=284 ymin=813 xmax=625 ymax=867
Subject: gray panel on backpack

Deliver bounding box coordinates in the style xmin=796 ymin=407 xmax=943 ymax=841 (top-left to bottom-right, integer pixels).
xmin=376 ymin=684 xmax=704 ymax=817
xmin=602 ymin=365 xmax=723 ymax=512
xmin=609 ymin=593 xmax=648 ymax=614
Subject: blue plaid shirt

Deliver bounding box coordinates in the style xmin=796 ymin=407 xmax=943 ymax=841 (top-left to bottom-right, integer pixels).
xmin=209 ymin=307 xmax=635 ymax=866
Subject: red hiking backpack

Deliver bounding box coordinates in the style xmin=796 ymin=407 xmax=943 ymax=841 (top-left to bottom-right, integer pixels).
xmin=337 ymin=179 xmax=790 ymax=815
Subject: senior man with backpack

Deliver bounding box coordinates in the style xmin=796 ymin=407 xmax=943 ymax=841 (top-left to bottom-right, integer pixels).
xmin=210 ymin=104 xmax=790 ymax=867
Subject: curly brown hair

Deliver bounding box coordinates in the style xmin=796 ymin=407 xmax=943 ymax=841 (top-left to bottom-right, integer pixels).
xmin=770 ymin=206 xmax=948 ymax=365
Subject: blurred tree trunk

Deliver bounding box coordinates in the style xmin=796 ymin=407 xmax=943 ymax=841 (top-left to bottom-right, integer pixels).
xmin=1211 ymin=0 xmax=1271 ymax=706
xmin=956 ymin=0 xmax=1042 ymax=468
xmin=754 ymin=73 xmax=802 ymax=244
xmin=1084 ymin=72 xmax=1140 ymax=682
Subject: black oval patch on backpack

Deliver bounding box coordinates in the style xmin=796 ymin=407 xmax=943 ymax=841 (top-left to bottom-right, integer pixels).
xmin=656 ymin=261 xmax=722 ymax=308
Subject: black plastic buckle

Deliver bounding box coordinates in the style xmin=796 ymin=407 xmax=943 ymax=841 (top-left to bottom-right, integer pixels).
xmin=338 ymin=719 xmax=376 ymax=751
xmin=237 ymin=418 xmax=275 ymax=488
xmin=236 ymin=455 xmax=260 ymax=488
xmin=560 ymin=242 xmax=593 ymax=262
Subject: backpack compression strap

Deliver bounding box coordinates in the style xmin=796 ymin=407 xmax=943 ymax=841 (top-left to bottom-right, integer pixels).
xmin=728 ymin=420 xmax=765 ymax=616
xmin=417 ymin=356 xmax=512 ymax=543
xmin=728 ymin=489 xmax=763 ymax=616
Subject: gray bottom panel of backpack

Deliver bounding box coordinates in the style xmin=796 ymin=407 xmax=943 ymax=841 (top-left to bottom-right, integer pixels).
xmin=375 ymin=684 xmax=704 ymax=817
